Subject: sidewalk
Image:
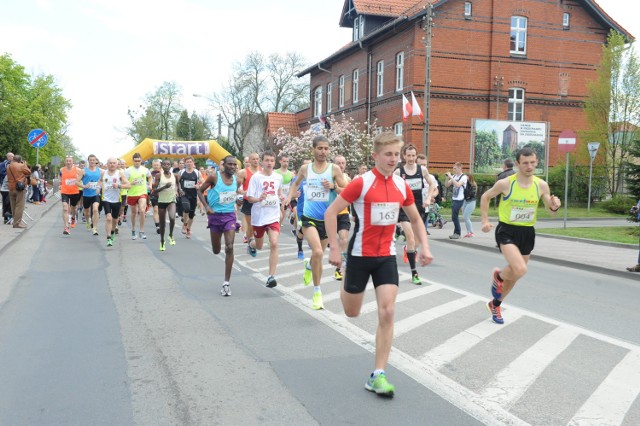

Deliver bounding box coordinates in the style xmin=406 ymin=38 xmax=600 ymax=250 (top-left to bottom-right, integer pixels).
xmin=0 ymin=195 xmax=59 ymax=254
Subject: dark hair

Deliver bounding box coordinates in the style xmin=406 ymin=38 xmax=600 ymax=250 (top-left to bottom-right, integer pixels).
xmin=504 ymin=158 xmax=514 ymax=168
xmin=312 ymin=135 xmax=329 ymax=148
xmin=222 ymin=155 xmax=236 ymax=164
xmin=261 ymin=150 xmax=276 ymax=160
xmin=515 ymin=147 xmax=536 ymax=162
xmin=132 ymin=153 xmax=142 ymax=160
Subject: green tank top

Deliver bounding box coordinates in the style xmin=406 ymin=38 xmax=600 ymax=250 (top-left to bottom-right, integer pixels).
xmin=498 ymin=174 xmax=540 ymax=227
xmin=127 ymin=166 xmax=149 ymax=197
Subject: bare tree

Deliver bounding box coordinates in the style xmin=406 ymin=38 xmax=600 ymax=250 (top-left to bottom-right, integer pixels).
xmin=127 ymin=81 xmax=183 ymax=143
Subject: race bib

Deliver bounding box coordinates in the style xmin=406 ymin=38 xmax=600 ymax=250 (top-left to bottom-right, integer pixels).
xmin=371 ymin=202 xmax=399 ymax=226
xmin=132 ymin=178 xmax=144 ymax=186
xmin=306 ymin=185 xmax=329 ymax=202
xmin=219 ymin=191 xmax=236 ymax=204
xmin=183 ymin=180 xmax=196 ymax=189
xmin=65 ymin=178 xmax=76 ymax=186
xmin=406 ymin=178 xmax=422 ymax=191
xmin=261 ymin=194 xmax=279 ymax=207
xmin=86 ymin=181 xmax=98 ymax=190
xmin=282 ymin=183 xmax=291 ymax=197
xmin=510 ymin=207 xmax=536 ymax=224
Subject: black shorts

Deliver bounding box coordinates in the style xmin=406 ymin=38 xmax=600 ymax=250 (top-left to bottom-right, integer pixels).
xmin=149 ymin=194 xmax=159 ymax=207
xmin=495 ymin=222 xmax=536 ymax=256
xmin=289 ymin=199 xmax=298 ymax=209
xmin=158 ymin=201 xmax=175 ymax=210
xmin=61 ymin=193 xmax=81 ymax=207
xmin=103 ymin=201 xmax=121 ymax=219
xmin=337 ymin=213 xmax=351 ymax=232
xmin=82 ymin=195 xmax=101 ymax=209
xmin=301 ymin=215 xmax=328 ymax=240
xmin=344 ymin=255 xmax=399 ymax=294
xmin=398 ymin=204 xmax=424 ymax=222
xmin=241 ymin=199 xmax=252 ymax=216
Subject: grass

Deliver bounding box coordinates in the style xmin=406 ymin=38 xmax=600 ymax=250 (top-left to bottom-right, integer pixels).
xmin=536 ymin=226 xmax=639 ymax=245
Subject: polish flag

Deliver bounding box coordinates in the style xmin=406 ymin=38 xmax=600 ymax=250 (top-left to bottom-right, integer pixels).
xmin=402 ymin=93 xmax=412 ymax=121
xmin=411 ymin=91 xmax=424 ymax=121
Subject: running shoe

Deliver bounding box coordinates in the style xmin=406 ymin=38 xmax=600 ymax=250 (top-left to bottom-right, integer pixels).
xmin=221 ymin=284 xmax=231 ymax=296
xmin=303 ymin=259 xmax=312 ymax=286
xmin=297 ymin=250 xmax=304 ymax=260
xmin=132 ymin=231 xmax=137 ymax=240
xmin=311 ymin=291 xmax=324 ymax=310
xmin=487 ymin=300 xmax=504 ymax=324
xmin=117 ymin=219 xmax=122 ymax=226
xmin=464 ymin=232 xmax=475 ymax=238
xmin=106 ymin=237 xmax=113 ymax=247
xmin=402 ymin=245 xmax=409 ymax=264
xmin=334 ymin=268 xmax=343 ymax=281
xmin=71 ymin=217 xmax=76 ymax=228
xmin=110 ymin=234 xmax=116 ymax=243
xmin=63 ymin=227 xmax=70 ymax=235
xmin=365 ymin=372 xmax=395 ymax=397
xmin=168 ymin=236 xmax=176 ymax=246
xmin=266 ymin=275 xmax=277 ymax=288
xmin=86 ymin=222 xmax=91 ymax=230
xmin=140 ymin=232 xmax=147 ymax=240
xmin=156 ymin=226 xmax=160 ymax=234
xmin=115 ymin=227 xmax=119 ymax=234
xmin=247 ymin=244 xmax=257 ymax=257
xmin=186 ymin=230 xmax=191 ymax=239
xmin=243 ymin=236 xmax=248 ymax=244
xmin=122 ymin=217 xmax=127 ymax=223
xmin=411 ymin=273 xmax=422 ymax=285
xmin=491 ymin=268 xmax=504 ymax=299
xmin=92 ymin=228 xmax=98 ymax=236
xmin=159 ymin=242 xmax=165 ymax=251
xmin=182 ymin=224 xmax=187 ymax=234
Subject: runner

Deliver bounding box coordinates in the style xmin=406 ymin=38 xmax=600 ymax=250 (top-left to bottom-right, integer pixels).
xmin=197 ymin=155 xmax=241 ymax=296
xmin=152 ymin=159 xmax=180 ymax=251
xmin=285 ymin=136 xmax=348 ymax=309
xmin=275 ymin=154 xmax=293 ymax=225
xmin=178 ymin=156 xmax=203 ymax=239
xmin=246 ymin=151 xmax=284 ymax=288
xmin=149 ymin=159 xmax=162 ymax=235
xmin=332 ymin=155 xmax=352 ymax=280
xmin=325 ymin=131 xmax=432 ymax=397
xmin=59 ymin=156 xmax=82 ymax=235
xmin=480 ymin=147 xmax=561 ymax=324
xmin=101 ymin=157 xmax=130 ymax=246
xmin=237 ymin=153 xmax=260 ymax=248
xmin=76 ymin=159 xmax=86 ymax=224
xmin=394 ymin=144 xmax=435 ymax=284
xmin=79 ymin=154 xmax=103 ymax=236
xmin=125 ymin=153 xmax=151 ymax=240
xmin=118 ymin=159 xmax=129 ymax=228
xmin=292 ymin=159 xmax=311 ymax=261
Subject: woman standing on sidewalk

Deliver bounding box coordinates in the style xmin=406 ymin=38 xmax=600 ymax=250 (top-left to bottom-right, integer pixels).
xmin=30 ymin=164 xmax=42 ymax=204
xmin=462 ymin=175 xmax=477 ymax=237
xmin=6 ymin=155 xmax=32 ymax=229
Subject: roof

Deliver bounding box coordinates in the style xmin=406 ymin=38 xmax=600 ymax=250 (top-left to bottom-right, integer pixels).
xmin=265 ymin=112 xmax=300 ymax=138
xmin=339 ymin=0 xmax=430 ymax=27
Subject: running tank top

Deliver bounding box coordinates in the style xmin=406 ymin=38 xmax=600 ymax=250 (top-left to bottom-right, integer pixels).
xmin=499 ymin=174 xmax=540 ymax=227
xmin=60 ymin=167 xmax=79 ymax=195
xmin=180 ymin=169 xmax=199 ymax=197
xmin=276 ymin=169 xmax=293 ymax=198
xmin=127 ymin=166 xmax=148 ymax=197
xmin=303 ymin=163 xmax=335 ymax=220
xmin=242 ymin=167 xmax=255 ymax=200
xmin=102 ymin=171 xmax=121 ymax=203
xmin=208 ymin=172 xmax=237 ymax=213
xmin=82 ymin=167 xmax=101 ymax=197
xmin=399 ymin=164 xmax=424 ymax=205
xmin=158 ymin=172 xmax=177 ymax=203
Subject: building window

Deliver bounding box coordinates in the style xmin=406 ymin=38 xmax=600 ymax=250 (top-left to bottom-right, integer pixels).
xmin=339 ymin=75 xmax=345 ymax=108
xmin=510 ymin=16 xmax=527 ymax=55
xmin=508 ymin=88 xmax=524 ymax=121
xmin=395 ymin=52 xmax=404 ymax=92
xmin=377 ymin=60 xmax=384 ymax=97
xmin=464 ymin=2 xmax=472 ymax=18
xmin=352 ymin=69 xmax=359 ymax=104
xmin=563 ymin=13 xmax=570 ymax=29
xmin=327 ymin=83 xmax=332 ymax=113
xmin=353 ymin=15 xmax=364 ymax=41
xmin=313 ymin=86 xmax=322 ymax=117
xmin=393 ymin=122 xmax=403 ymax=136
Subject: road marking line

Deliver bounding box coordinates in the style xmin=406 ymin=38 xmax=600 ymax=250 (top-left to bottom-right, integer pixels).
xmin=359 ymin=284 xmax=442 ymax=316
xmin=568 ymin=350 xmax=640 ymax=426
xmin=243 ymin=251 xmax=298 ymax=264
xmin=480 ymin=326 xmax=579 ymax=408
xmin=255 ymin=259 xmax=301 ymax=272
xmin=394 ymin=296 xmax=477 ymax=338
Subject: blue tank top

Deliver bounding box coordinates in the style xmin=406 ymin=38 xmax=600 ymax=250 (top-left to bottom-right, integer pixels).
xmin=82 ymin=167 xmax=101 ymax=197
xmin=207 ymin=172 xmax=237 ymax=213
xmin=303 ymin=163 xmax=335 ymax=220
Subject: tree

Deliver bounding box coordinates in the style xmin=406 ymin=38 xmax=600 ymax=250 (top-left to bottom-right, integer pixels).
xmin=474 ymin=130 xmax=501 ymax=172
xmin=127 ymin=81 xmax=183 ymax=144
xmin=625 ymin=131 xmax=640 ymax=197
xmin=584 ymin=31 xmax=640 ymax=195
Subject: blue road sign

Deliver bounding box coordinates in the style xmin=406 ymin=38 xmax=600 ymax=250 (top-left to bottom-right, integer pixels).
xmin=28 ymin=129 xmax=49 ymax=149
xmin=205 ymin=159 xmax=215 ymax=167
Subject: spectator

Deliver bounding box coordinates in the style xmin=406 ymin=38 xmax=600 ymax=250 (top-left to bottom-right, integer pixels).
xmin=462 ymin=174 xmax=478 ymax=237
xmin=6 ymin=155 xmax=32 ymax=228
xmin=444 ymin=162 xmax=467 ymax=239
xmin=627 ymin=199 xmax=640 ymax=272
xmin=1 ymin=152 xmax=14 ymax=223
xmin=31 ymin=164 xmax=42 ymax=204
xmin=495 ymin=159 xmax=516 ymax=207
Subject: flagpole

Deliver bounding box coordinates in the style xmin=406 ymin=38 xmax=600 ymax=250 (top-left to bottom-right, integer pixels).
xmin=422 ymin=4 xmax=434 ymax=166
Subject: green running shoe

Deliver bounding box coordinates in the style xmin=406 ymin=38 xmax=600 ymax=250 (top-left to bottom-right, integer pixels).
xmin=311 ymin=291 xmax=324 ymax=310
xmin=106 ymin=237 xmax=113 ymax=247
xmin=411 ymin=273 xmax=422 ymax=285
xmin=168 ymin=236 xmax=176 ymax=246
xmin=160 ymin=242 xmax=166 ymax=251
xmin=303 ymin=258 xmax=312 ymax=286
xmin=365 ymin=372 xmax=395 ymax=397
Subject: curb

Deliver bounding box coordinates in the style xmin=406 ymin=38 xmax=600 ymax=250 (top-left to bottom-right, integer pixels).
xmin=535 ymin=233 xmax=637 ymax=250
xmin=0 ymin=195 xmax=59 ymax=255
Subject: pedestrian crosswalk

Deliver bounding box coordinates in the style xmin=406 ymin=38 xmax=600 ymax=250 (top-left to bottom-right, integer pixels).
xmin=229 ymin=237 xmax=640 ymax=426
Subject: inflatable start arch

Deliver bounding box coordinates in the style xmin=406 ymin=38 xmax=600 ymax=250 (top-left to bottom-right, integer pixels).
xmin=120 ymin=138 xmax=234 ymax=166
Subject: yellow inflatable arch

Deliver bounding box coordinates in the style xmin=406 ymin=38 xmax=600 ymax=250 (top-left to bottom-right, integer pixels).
xmin=120 ymin=138 xmax=234 ymax=166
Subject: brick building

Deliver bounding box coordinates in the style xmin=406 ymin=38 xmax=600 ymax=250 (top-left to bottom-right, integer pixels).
xmin=291 ymin=0 xmax=632 ymax=171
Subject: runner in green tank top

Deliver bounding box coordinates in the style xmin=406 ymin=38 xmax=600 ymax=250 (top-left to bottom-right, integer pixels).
xmin=480 ymin=147 xmax=561 ymax=325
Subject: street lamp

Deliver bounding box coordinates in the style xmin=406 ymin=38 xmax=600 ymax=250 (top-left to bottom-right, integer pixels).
xmin=192 ymin=93 xmax=222 ymax=139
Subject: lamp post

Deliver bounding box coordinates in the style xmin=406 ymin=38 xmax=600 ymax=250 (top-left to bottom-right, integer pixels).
xmin=192 ymin=93 xmax=222 ymax=139
xmin=587 ymin=142 xmax=600 ymax=213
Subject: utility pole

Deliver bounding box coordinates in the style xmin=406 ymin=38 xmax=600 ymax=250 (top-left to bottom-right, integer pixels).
xmin=422 ymin=4 xmax=434 ymax=165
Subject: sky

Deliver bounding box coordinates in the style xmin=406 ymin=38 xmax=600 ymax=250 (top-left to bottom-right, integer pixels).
xmin=0 ymin=0 xmax=637 ymax=161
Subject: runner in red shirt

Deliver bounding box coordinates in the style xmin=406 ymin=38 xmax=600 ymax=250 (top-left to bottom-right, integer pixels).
xmin=325 ymin=131 xmax=432 ymax=397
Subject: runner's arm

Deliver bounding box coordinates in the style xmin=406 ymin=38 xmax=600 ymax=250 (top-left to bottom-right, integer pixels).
xmin=480 ymin=179 xmax=508 ymax=230
xmin=403 ymin=203 xmax=432 ymax=266
xmin=285 ymin=166 xmax=305 ymax=205
xmin=539 ymin=180 xmax=561 ymax=214
xmin=197 ymin=174 xmax=216 ymax=214
xmin=118 ymin=171 xmax=132 ymax=189
xmin=325 ymin=195 xmax=351 ymax=267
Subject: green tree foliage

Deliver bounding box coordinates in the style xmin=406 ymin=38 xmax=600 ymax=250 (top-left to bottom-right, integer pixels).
xmin=0 ymin=53 xmax=73 ymax=165
xmin=584 ymin=31 xmax=640 ymax=195
xmin=127 ymin=81 xmax=183 ymax=144
xmin=625 ymin=134 xmax=640 ymax=198
xmin=474 ymin=130 xmax=502 ymax=172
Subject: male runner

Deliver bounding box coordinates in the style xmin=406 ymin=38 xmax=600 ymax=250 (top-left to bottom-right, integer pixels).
xmin=197 ymin=156 xmax=241 ymax=296
xmin=394 ymin=144 xmax=435 ymax=284
xmin=237 ymin=152 xmax=260 ymax=249
xmin=125 ymin=153 xmax=151 ymax=240
xmin=275 ymin=154 xmax=293 ymax=225
xmin=246 ymin=151 xmax=284 ymax=288
xmin=117 ymin=159 xmax=129 ymax=227
xmin=178 ymin=156 xmax=202 ymax=239
xmin=480 ymin=147 xmax=561 ymax=324
xmin=325 ymin=131 xmax=432 ymax=397
xmin=332 ymin=155 xmax=352 ymax=280
xmin=149 ymin=159 xmax=162 ymax=234
xmin=153 ymin=159 xmax=180 ymax=251
xmin=285 ymin=136 xmax=348 ymax=309
xmin=292 ymin=159 xmax=311 ymax=260
xmin=76 ymin=159 xmax=86 ymax=223
xmin=102 ymin=158 xmax=130 ymax=246
xmin=79 ymin=154 xmax=103 ymax=235
xmin=59 ymin=156 xmax=82 ymax=235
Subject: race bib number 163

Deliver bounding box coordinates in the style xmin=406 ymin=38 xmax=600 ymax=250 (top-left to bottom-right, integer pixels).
xmin=371 ymin=202 xmax=399 ymax=226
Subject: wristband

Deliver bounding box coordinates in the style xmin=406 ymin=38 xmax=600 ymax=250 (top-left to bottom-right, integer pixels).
xmin=550 ymin=206 xmax=559 ymax=212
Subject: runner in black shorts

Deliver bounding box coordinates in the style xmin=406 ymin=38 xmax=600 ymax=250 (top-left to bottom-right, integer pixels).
xmin=332 ymin=155 xmax=352 ymax=281
xmin=301 ymin=214 xmax=328 ymax=240
xmin=494 ymin=222 xmax=535 ymax=255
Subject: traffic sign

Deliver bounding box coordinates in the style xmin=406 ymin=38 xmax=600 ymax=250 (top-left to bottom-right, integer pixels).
xmin=588 ymin=142 xmax=600 ymax=161
xmin=205 ymin=159 xmax=215 ymax=167
xmin=558 ymin=129 xmax=577 ymax=153
xmin=28 ymin=129 xmax=49 ymax=149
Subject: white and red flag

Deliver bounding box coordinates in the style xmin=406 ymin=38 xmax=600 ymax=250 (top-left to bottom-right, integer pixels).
xmin=402 ymin=93 xmax=412 ymax=121
xmin=411 ymin=91 xmax=424 ymax=121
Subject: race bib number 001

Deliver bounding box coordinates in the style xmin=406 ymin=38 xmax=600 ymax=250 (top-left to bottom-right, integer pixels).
xmin=219 ymin=191 xmax=236 ymax=204
xmin=510 ymin=207 xmax=535 ymax=224
xmin=371 ymin=202 xmax=399 ymax=226
xmin=306 ymin=185 xmax=329 ymax=202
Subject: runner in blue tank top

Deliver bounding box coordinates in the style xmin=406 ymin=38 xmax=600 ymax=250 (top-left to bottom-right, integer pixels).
xmin=79 ymin=154 xmax=104 ymax=235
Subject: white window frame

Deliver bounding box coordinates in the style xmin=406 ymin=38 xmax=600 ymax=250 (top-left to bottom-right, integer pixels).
xmin=353 ymin=15 xmax=365 ymax=41
xmin=313 ymin=86 xmax=323 ymax=117
xmin=508 ymin=88 xmax=525 ymax=121
xmin=464 ymin=2 xmax=472 ymax=18
xmin=338 ymin=75 xmax=345 ymax=108
xmin=352 ymin=69 xmax=359 ymax=104
xmin=563 ymin=13 xmax=570 ymax=29
xmin=393 ymin=122 xmax=403 ymax=136
xmin=377 ymin=60 xmax=384 ymax=97
xmin=395 ymin=52 xmax=404 ymax=92
xmin=510 ymin=16 xmax=528 ymax=55
xmin=326 ymin=82 xmax=333 ymax=113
